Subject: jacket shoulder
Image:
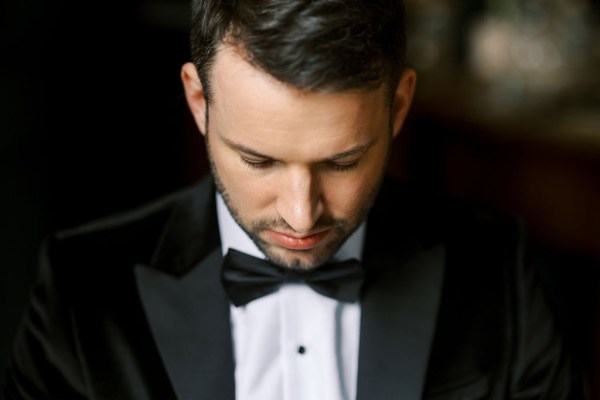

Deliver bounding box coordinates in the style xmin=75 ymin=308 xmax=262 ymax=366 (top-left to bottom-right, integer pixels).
xmin=51 ymin=178 xmax=212 ymax=270
xmin=371 ymin=177 xmax=521 ymax=251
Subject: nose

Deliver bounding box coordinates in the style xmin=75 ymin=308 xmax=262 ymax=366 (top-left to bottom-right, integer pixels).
xmin=276 ymin=167 xmax=323 ymax=233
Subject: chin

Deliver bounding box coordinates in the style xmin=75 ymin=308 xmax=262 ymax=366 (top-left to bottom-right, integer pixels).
xmin=260 ymin=238 xmax=343 ymax=271
xmin=269 ymin=250 xmax=322 ymax=271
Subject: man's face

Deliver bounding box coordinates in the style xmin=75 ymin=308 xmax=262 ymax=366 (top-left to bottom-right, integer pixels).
xmin=182 ymin=45 xmax=415 ymax=270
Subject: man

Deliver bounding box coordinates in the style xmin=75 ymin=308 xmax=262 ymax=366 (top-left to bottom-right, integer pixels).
xmin=3 ymin=0 xmax=578 ymax=399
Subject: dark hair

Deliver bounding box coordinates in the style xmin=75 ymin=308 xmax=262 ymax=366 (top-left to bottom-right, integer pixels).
xmin=190 ymin=0 xmax=407 ymax=104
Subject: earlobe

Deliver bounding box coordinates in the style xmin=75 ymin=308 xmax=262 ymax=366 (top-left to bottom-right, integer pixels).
xmin=181 ymin=62 xmax=208 ymax=135
xmin=391 ymin=68 xmax=417 ymax=139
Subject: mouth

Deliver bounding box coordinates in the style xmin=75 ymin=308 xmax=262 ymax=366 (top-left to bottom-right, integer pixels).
xmin=265 ymin=229 xmax=331 ymax=251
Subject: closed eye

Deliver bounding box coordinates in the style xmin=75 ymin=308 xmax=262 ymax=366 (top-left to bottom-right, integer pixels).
xmin=327 ymin=160 xmax=359 ymax=172
xmin=240 ymin=156 xmax=274 ymax=170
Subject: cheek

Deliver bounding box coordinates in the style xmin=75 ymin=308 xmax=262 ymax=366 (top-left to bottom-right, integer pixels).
xmin=322 ymin=172 xmax=375 ymax=216
xmin=213 ymin=150 xmax=276 ymax=211
xmin=322 ymin=153 xmax=387 ymax=217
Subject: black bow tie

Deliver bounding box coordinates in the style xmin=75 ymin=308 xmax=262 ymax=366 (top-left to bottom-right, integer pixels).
xmin=221 ymin=249 xmax=365 ymax=307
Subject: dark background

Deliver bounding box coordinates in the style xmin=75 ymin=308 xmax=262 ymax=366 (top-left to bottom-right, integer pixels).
xmin=2 ymin=0 xmax=600 ymax=396
xmin=1 ymin=0 xmax=204 ymax=382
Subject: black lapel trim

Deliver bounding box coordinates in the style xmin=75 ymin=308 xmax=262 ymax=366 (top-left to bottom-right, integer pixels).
xmin=150 ymin=176 xmax=220 ymax=277
xmin=135 ymin=176 xmax=235 ymax=399
xmin=135 ymin=248 xmax=235 ymax=400
xmin=356 ymin=244 xmax=445 ymax=400
xmin=356 ymin=178 xmax=447 ymax=400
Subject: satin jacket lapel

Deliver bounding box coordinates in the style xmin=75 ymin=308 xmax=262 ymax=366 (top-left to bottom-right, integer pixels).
xmin=134 ymin=177 xmax=235 ymax=400
xmin=356 ymin=242 xmax=445 ymax=400
xmin=135 ymin=249 xmax=234 ymax=400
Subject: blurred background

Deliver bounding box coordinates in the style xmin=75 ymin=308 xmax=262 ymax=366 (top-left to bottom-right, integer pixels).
xmin=1 ymin=0 xmax=599 ymax=396
xmin=399 ymin=1 xmax=600 ymax=396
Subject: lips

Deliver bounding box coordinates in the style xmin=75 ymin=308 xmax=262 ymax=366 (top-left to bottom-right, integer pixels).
xmin=265 ymin=229 xmax=331 ymax=251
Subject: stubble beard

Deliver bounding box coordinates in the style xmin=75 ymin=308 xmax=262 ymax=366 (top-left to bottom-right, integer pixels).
xmin=204 ymin=130 xmax=390 ymax=271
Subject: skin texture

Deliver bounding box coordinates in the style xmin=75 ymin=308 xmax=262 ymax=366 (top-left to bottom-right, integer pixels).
xmin=182 ymin=44 xmax=416 ymax=270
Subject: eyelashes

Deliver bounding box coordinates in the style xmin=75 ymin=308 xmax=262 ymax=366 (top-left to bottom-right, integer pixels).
xmin=240 ymin=157 xmax=274 ymax=170
xmin=240 ymin=156 xmax=359 ymax=172
xmin=328 ymin=161 xmax=359 ymax=172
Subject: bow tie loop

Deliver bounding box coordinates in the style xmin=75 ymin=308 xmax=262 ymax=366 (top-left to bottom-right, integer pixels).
xmin=221 ymin=249 xmax=364 ymax=307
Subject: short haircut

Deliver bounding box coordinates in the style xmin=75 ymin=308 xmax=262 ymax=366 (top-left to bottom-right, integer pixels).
xmin=190 ymin=0 xmax=407 ymax=104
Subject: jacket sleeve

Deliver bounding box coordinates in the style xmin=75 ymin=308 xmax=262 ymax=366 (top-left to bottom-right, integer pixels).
xmin=3 ymin=236 xmax=88 ymax=399
xmin=508 ymin=230 xmax=583 ymax=399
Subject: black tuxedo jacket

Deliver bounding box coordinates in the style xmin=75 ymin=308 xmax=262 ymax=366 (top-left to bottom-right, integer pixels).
xmin=4 ymin=176 xmax=578 ymax=399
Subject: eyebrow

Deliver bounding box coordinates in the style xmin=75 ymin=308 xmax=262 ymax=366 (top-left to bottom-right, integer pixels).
xmin=220 ymin=135 xmax=379 ymax=162
xmin=221 ymin=136 xmax=273 ymax=159
xmin=325 ymin=139 xmax=378 ymax=161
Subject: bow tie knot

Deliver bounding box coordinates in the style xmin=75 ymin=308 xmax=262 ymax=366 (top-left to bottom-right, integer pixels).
xmin=221 ymin=249 xmax=365 ymax=307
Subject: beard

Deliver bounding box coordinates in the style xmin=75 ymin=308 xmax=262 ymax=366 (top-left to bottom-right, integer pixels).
xmin=204 ymin=129 xmax=390 ymax=271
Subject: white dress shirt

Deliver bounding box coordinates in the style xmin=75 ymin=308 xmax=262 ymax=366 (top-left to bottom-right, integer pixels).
xmin=216 ymin=194 xmax=365 ymax=400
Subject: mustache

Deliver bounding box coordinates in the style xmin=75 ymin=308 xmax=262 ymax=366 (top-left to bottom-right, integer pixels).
xmin=251 ymin=215 xmax=344 ymax=233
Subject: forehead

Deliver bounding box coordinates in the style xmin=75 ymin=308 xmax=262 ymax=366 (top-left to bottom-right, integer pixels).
xmin=208 ymin=45 xmax=389 ymax=158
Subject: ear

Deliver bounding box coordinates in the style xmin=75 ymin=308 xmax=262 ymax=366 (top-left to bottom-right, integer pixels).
xmin=390 ymin=68 xmax=417 ymax=139
xmin=181 ymin=62 xmax=208 ymax=136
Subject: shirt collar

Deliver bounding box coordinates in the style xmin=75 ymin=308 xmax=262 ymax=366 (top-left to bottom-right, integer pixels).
xmin=216 ymin=193 xmax=365 ymax=262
